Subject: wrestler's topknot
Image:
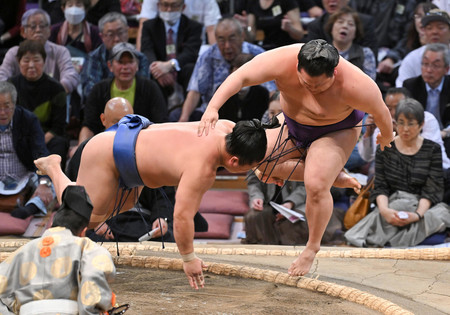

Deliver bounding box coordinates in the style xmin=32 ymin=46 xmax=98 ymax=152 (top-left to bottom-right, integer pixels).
xmin=226 ymin=120 xmax=267 ymax=166
xmin=297 ymin=39 xmax=339 ymax=77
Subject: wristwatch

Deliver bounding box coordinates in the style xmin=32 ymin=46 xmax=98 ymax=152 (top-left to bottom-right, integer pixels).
xmin=39 ymin=178 xmax=52 ymax=187
xmin=170 ymin=59 xmax=180 ymax=71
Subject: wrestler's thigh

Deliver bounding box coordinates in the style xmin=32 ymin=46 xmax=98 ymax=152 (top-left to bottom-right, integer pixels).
xmin=304 ymin=128 xmax=360 ymax=189
xmin=265 ymin=125 xmax=301 ymax=163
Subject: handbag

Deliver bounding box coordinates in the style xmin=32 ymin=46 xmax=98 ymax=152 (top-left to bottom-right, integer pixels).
xmin=0 ymin=186 xmax=32 ymax=212
xmin=343 ymin=176 xmax=375 ymax=230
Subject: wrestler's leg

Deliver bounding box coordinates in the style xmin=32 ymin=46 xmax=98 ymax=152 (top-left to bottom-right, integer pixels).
xmin=288 ymin=127 xmax=360 ymax=277
xmin=34 ymin=154 xmax=74 ymax=204
xmin=259 ymin=125 xmax=360 ymax=191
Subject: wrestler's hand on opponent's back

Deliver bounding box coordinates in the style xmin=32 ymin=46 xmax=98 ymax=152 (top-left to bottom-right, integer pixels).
xmin=198 ymin=108 xmax=219 ymax=136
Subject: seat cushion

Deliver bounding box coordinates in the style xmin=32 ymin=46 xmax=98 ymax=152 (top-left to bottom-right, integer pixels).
xmin=0 ymin=212 xmax=32 ymax=235
xmin=418 ymin=232 xmax=448 ymax=246
xmin=194 ymin=213 xmax=234 ymax=239
xmin=199 ymin=190 xmax=249 ymax=216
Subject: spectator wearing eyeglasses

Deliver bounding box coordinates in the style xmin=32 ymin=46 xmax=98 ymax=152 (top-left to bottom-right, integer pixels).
xmin=0 ymin=8 xmax=79 ymax=94
xmin=404 ymin=43 xmax=450 ymax=166
xmin=80 ymin=12 xmax=150 ymax=104
xmin=173 ymin=17 xmax=276 ymax=122
xmin=396 ymin=9 xmax=450 ymax=87
xmin=403 ymin=43 xmax=450 ymax=130
xmin=140 ymin=0 xmax=203 ymax=111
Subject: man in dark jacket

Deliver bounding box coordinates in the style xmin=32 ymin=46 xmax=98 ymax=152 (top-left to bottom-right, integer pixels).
xmin=73 ymin=42 xmax=168 ymax=152
xmin=140 ymin=0 xmax=203 ymax=100
xmin=0 ymin=81 xmax=53 ymax=218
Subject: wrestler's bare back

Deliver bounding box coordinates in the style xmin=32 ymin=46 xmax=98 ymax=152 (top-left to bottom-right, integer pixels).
xmin=81 ymin=120 xmax=234 ymax=188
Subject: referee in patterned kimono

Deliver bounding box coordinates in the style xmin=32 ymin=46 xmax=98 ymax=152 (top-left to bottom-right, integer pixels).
xmin=0 ymin=185 xmax=117 ymax=315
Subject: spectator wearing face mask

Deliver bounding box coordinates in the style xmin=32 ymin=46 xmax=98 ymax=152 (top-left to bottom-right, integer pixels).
xmin=140 ymin=0 xmax=203 ymax=108
xmin=49 ymin=0 xmax=103 ymax=58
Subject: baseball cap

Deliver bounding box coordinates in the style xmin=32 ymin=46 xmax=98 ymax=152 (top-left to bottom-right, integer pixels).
xmin=57 ymin=185 xmax=93 ymax=221
xmin=110 ymin=42 xmax=138 ymax=61
xmin=421 ymin=9 xmax=450 ymax=27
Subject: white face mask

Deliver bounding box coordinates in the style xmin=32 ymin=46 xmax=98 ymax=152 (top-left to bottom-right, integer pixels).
xmin=64 ymin=6 xmax=85 ymax=25
xmin=159 ymin=11 xmax=181 ymax=25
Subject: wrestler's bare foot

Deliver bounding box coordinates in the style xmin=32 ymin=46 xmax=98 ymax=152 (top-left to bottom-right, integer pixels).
xmin=333 ymin=170 xmax=361 ymax=194
xmin=288 ymin=247 xmax=317 ymax=277
xmin=34 ymin=154 xmax=62 ymax=176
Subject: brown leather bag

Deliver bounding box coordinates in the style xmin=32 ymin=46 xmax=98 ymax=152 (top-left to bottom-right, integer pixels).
xmin=344 ymin=176 xmax=375 ymax=230
xmin=0 ymin=186 xmax=32 ymax=213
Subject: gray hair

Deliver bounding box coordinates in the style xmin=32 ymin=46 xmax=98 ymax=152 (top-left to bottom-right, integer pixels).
xmin=98 ymin=12 xmax=128 ymax=33
xmin=215 ymin=17 xmax=243 ymax=37
xmin=395 ymin=98 xmax=425 ymax=125
xmin=423 ymin=43 xmax=450 ymax=67
xmin=0 ymin=81 xmax=17 ymax=105
xmin=21 ymin=8 xmax=51 ymax=27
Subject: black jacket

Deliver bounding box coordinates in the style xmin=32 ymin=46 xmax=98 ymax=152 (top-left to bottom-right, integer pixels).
xmin=141 ymin=14 xmax=202 ymax=67
xmin=82 ymin=75 xmax=168 ymax=135
xmin=403 ymin=75 xmax=450 ymax=127
xmin=11 ymin=106 xmax=49 ymax=171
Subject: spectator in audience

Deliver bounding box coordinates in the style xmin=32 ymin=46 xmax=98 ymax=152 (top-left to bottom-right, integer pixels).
xmin=324 ymin=6 xmax=375 ymax=173
xmin=174 ymin=17 xmax=277 ymax=122
xmin=244 ymin=96 xmax=345 ymax=245
xmin=49 ymin=0 xmax=103 ymax=58
xmin=358 ymin=87 xmax=450 ymax=203
xmin=0 ymin=8 xmax=79 ymax=94
xmin=80 ymin=12 xmax=149 ymax=101
xmin=244 ymin=95 xmax=304 ymax=245
xmin=403 ymin=43 xmax=450 ymax=130
xmin=306 ymin=0 xmax=378 ymax=56
xmin=0 ymin=81 xmax=53 ymax=219
xmin=75 ymin=42 xmax=167 ymax=152
xmin=140 ymin=0 xmax=203 ymax=103
xmin=345 ymin=98 xmax=450 ymax=247
xmin=235 ymin=0 xmax=305 ymax=50
xmin=325 ymin=6 xmax=376 ymax=80
xmin=9 ymin=40 xmax=69 ymax=169
xmin=0 ymin=0 xmax=26 ymax=54
xmin=137 ymin=0 xmax=221 ymax=49
xmin=396 ymin=9 xmax=450 ymax=87
xmin=349 ymin=0 xmax=415 ymax=65
xmin=42 ymin=0 xmax=122 ymax=26
xmin=219 ymin=53 xmax=269 ymax=122
xmin=244 ymin=170 xmax=307 ymax=245
xmin=66 ymin=97 xmax=176 ymax=243
xmin=376 ymin=2 xmax=438 ymax=80
xmin=0 ymin=185 xmax=116 ymax=315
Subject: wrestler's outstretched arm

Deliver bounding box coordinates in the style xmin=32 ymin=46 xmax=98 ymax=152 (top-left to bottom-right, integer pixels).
xmin=346 ymin=72 xmax=394 ymax=150
xmin=199 ymin=46 xmax=292 ymax=136
xmin=35 ymin=154 xmax=74 ymax=205
xmin=173 ymin=171 xmax=213 ymax=289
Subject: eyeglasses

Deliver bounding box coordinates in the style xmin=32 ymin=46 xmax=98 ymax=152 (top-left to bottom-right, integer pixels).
xmin=102 ymin=29 xmax=127 ymax=40
xmin=397 ymin=121 xmax=419 ymax=128
xmin=158 ymin=2 xmax=183 ymax=10
xmin=216 ymin=35 xmax=240 ymax=46
xmin=0 ymin=107 xmax=13 ymax=113
xmin=24 ymin=23 xmax=49 ymax=31
xmin=421 ymin=62 xmax=445 ymax=70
